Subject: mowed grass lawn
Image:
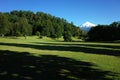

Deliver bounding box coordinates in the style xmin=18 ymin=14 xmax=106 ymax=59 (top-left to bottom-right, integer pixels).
xmin=0 ymin=36 xmax=120 ymax=80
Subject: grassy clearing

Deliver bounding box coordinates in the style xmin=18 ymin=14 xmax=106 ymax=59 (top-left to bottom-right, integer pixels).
xmin=0 ymin=36 xmax=120 ymax=80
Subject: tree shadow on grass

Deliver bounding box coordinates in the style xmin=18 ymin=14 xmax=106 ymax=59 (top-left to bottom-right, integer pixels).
xmin=0 ymin=50 xmax=117 ymax=80
xmin=33 ymin=42 xmax=120 ymax=50
xmin=0 ymin=42 xmax=119 ymax=57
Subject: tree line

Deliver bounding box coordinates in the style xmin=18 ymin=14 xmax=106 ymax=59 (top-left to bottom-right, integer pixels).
xmin=1 ymin=10 xmax=119 ymax=42
xmin=88 ymin=21 xmax=120 ymax=41
xmin=0 ymin=10 xmax=82 ymax=41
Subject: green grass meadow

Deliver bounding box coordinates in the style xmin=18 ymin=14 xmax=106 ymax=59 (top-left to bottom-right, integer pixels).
xmin=0 ymin=36 xmax=120 ymax=80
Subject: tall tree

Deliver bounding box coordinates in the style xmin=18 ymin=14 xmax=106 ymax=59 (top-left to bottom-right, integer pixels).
xmin=63 ymin=24 xmax=72 ymax=41
xmin=0 ymin=13 xmax=10 ymax=37
xmin=12 ymin=17 xmax=32 ymax=37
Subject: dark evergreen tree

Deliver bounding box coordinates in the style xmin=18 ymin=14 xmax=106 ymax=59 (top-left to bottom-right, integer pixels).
xmin=63 ymin=31 xmax=72 ymax=42
xmin=0 ymin=13 xmax=10 ymax=37
xmin=63 ymin=24 xmax=72 ymax=41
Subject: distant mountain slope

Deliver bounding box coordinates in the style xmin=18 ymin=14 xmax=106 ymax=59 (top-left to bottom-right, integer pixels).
xmin=80 ymin=21 xmax=96 ymax=31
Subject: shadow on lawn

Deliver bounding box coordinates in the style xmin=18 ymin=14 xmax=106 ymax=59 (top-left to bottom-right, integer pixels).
xmin=0 ymin=42 xmax=119 ymax=56
xmin=0 ymin=50 xmax=116 ymax=80
xmin=34 ymin=42 xmax=120 ymax=50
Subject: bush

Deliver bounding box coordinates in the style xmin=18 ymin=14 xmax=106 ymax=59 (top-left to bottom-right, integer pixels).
xmin=36 ymin=31 xmax=43 ymax=39
xmin=39 ymin=35 xmax=43 ymax=39
xmin=16 ymin=31 xmax=22 ymax=37
xmin=36 ymin=31 xmax=40 ymax=36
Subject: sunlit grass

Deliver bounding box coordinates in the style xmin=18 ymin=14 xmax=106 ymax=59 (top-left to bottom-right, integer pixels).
xmin=0 ymin=36 xmax=120 ymax=79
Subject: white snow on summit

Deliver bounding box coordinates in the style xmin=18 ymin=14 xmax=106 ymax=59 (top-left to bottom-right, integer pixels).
xmin=80 ymin=21 xmax=96 ymax=31
xmin=81 ymin=21 xmax=96 ymax=27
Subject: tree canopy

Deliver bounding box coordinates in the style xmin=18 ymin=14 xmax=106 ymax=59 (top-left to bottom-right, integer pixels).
xmin=88 ymin=21 xmax=120 ymax=41
xmin=0 ymin=10 xmax=81 ymax=41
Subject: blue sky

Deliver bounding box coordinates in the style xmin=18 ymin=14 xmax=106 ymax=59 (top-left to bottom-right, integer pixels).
xmin=0 ymin=0 xmax=120 ymax=26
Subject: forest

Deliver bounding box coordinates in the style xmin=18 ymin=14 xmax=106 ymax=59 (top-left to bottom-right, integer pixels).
xmin=0 ymin=10 xmax=82 ymax=41
xmin=0 ymin=10 xmax=120 ymax=41
xmin=88 ymin=22 xmax=120 ymax=41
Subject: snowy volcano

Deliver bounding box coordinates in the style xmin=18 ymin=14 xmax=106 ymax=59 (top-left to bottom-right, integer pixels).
xmin=80 ymin=21 xmax=96 ymax=31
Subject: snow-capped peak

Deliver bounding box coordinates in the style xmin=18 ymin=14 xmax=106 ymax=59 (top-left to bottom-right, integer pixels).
xmin=80 ymin=21 xmax=96 ymax=31
xmin=81 ymin=21 xmax=96 ymax=27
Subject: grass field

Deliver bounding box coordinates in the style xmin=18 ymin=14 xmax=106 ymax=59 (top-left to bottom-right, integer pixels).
xmin=0 ymin=36 xmax=120 ymax=80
